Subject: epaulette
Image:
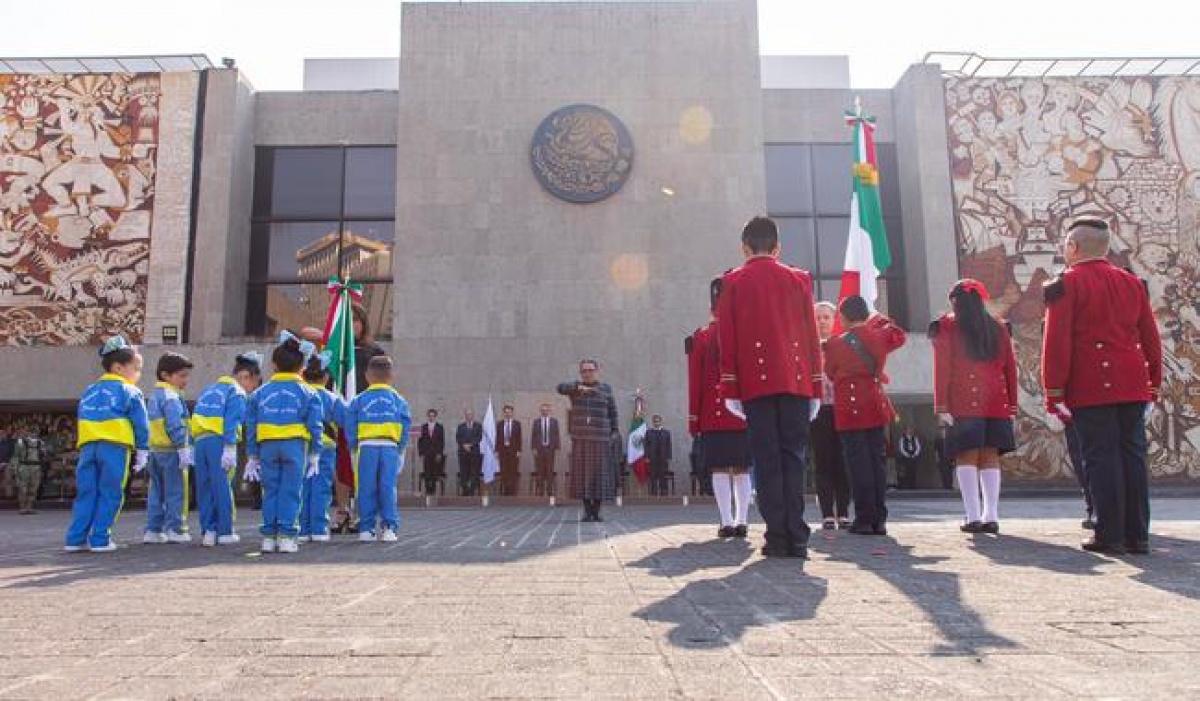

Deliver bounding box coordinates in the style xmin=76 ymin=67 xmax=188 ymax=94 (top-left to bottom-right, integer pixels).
xmin=927 ymin=318 xmax=942 ymax=339
xmin=1043 ymin=276 xmax=1065 ymax=303
xmin=684 ymin=334 xmax=695 ymax=355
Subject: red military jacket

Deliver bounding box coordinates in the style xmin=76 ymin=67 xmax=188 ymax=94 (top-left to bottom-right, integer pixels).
xmin=930 ymin=314 xmax=1019 ymax=419
xmin=824 ymin=315 xmax=907 ymax=431
xmin=1041 ymin=258 xmax=1162 ymax=409
xmin=715 ymin=256 xmax=823 ymax=402
xmin=687 ymin=322 xmax=747 ymax=435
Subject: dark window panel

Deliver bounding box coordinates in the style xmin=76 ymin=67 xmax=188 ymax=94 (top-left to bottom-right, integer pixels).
xmin=811 ymin=143 xmax=853 ymax=215
xmin=764 ymin=144 xmax=813 ymax=215
xmin=266 ymin=221 xmax=341 ymax=281
xmin=816 ymin=217 xmax=851 ymax=277
xmin=252 ymin=147 xmax=275 ymax=217
xmin=876 ymin=143 xmax=903 ymax=219
xmin=344 ymin=147 xmax=397 ymax=218
xmin=340 ymin=220 xmax=395 ymax=280
xmin=884 ymin=215 xmax=905 ymax=272
xmin=270 ymin=148 xmax=344 ymax=218
xmin=776 ymin=217 xmax=816 ymax=273
xmin=816 ymin=279 xmax=842 ymax=304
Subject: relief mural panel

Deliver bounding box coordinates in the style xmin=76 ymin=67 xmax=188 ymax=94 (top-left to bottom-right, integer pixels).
xmin=0 ymin=73 xmax=163 ymax=345
xmin=945 ymin=75 xmax=1200 ymax=480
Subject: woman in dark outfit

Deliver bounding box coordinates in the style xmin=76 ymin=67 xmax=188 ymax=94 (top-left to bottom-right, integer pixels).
xmin=557 ymin=359 xmax=620 ymax=522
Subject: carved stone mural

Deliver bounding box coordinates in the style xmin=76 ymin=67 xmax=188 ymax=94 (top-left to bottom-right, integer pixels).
xmin=530 ymin=104 xmax=634 ymax=204
xmin=0 ymin=72 xmax=166 ymax=345
xmin=945 ymin=75 xmax=1200 ymax=480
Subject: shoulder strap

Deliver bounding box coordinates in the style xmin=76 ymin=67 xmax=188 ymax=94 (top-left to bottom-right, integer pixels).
xmin=843 ymin=330 xmax=879 ymax=377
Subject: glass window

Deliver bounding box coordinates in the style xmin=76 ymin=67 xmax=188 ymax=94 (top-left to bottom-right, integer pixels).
xmin=765 ymin=145 xmax=812 ymax=215
xmin=816 ymin=217 xmax=850 ymax=277
xmin=811 ymin=143 xmax=853 ymax=215
xmin=265 ymin=222 xmax=341 ymax=282
xmin=270 ymin=148 xmax=344 ymax=218
xmin=344 ymin=147 xmax=397 ymax=218
xmin=247 ymin=282 xmax=393 ymax=340
xmin=776 ymin=217 xmax=816 ymax=272
xmin=340 ymin=221 xmax=394 ymax=281
xmin=876 ymin=143 xmax=903 ymax=218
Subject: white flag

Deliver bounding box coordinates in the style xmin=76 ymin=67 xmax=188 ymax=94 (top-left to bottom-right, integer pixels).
xmin=481 ymin=398 xmax=499 ymax=485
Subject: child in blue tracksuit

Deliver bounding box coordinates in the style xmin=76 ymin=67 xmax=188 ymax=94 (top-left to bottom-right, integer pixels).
xmin=143 ymin=352 xmax=195 ymax=544
xmin=344 ymin=355 xmax=411 ymax=543
xmin=191 ymin=351 xmax=263 ymax=547
xmin=245 ymin=332 xmax=324 ymax=554
xmin=65 ymin=336 xmax=150 ymax=553
xmin=299 ymin=351 xmax=345 ymax=542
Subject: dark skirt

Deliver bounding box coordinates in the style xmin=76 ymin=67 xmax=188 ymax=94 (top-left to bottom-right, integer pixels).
xmin=947 ymin=417 xmax=1016 ymax=456
xmin=698 ymin=431 xmax=750 ymax=470
xmin=568 ymin=439 xmax=616 ymax=501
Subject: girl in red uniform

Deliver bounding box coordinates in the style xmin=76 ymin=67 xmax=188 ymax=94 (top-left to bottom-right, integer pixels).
xmin=929 ymin=279 xmax=1018 ymax=534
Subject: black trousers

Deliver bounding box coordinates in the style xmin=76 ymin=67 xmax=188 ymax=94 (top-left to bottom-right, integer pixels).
xmin=533 ymin=449 xmax=556 ymax=494
xmin=810 ymin=406 xmax=849 ymax=520
xmin=1065 ymin=422 xmax=1092 ymax=518
xmin=744 ymin=394 xmax=811 ymax=550
xmin=841 ymin=427 xmax=888 ymax=528
xmin=649 ymin=459 xmax=670 ymax=495
xmin=458 ymin=452 xmax=481 ymax=496
xmin=898 ymin=458 xmax=919 ymax=490
xmin=1072 ymin=402 xmax=1149 ymax=546
xmin=421 ymin=454 xmax=445 ymax=495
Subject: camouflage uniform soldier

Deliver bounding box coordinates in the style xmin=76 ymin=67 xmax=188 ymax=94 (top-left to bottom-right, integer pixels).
xmin=11 ymin=431 xmax=46 ymax=514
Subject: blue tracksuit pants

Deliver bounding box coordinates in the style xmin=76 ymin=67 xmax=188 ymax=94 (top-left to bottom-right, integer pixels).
xmin=299 ymin=445 xmax=336 ymax=536
xmin=259 ymin=439 xmax=305 ymax=538
xmin=357 ymin=444 xmax=402 ymax=533
xmin=145 ymin=451 xmax=188 ymax=534
xmin=65 ymin=442 xmax=132 ymax=548
xmin=195 ymin=436 xmax=238 ymax=536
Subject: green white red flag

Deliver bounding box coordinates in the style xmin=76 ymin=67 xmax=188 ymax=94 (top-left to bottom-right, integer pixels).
xmin=322 ymin=277 xmax=363 ymax=401
xmin=839 ymin=101 xmax=892 ymax=312
xmin=626 ymin=392 xmax=648 ymax=484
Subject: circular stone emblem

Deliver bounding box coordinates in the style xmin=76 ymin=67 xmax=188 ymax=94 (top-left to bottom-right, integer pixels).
xmin=530 ymin=104 xmax=634 ymax=204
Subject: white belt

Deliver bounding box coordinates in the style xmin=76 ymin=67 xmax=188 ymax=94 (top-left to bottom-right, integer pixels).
xmin=360 ymin=439 xmax=398 ymax=448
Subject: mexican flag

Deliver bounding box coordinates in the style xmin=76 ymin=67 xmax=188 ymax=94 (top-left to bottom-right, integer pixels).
xmin=322 ymin=277 xmax=363 ymax=400
xmin=839 ymin=102 xmax=891 ymax=312
xmin=626 ymin=395 xmax=648 ymax=484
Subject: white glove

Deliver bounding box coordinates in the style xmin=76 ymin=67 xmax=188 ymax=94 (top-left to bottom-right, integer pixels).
xmin=305 ymin=454 xmax=320 ymax=479
xmin=132 ymin=450 xmax=149 ymax=473
xmin=220 ymin=445 xmax=238 ymax=470
xmin=244 ymin=458 xmax=262 ymax=483
xmin=724 ymin=399 xmax=745 ymax=420
xmin=1144 ymin=402 xmax=1155 ymax=423
xmin=937 ymin=413 xmax=955 ymax=427
xmin=177 ymin=446 xmax=194 ymax=467
xmin=809 ymin=401 xmax=821 ymax=423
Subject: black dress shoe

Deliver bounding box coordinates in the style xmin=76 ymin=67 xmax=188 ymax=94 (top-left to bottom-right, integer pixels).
xmin=1081 ymin=539 xmax=1126 ymax=555
xmin=960 ymin=521 xmax=984 ymax=533
xmin=981 ymin=522 xmax=1000 ymax=534
xmin=789 ymin=546 xmax=809 ymax=560
xmin=734 ymin=525 xmax=748 ymax=538
xmin=837 ymin=518 xmax=852 ymax=530
xmin=761 ymin=544 xmax=791 ymax=557
xmin=1081 ymin=518 xmax=1096 ymax=530
xmin=847 ymin=523 xmax=875 ymax=535
xmin=873 ymin=525 xmax=888 ymax=536
xmin=821 ymin=519 xmax=836 ymax=530
xmin=717 ymin=526 xmax=736 ymax=538
xmin=1125 ymin=541 xmax=1150 ymax=554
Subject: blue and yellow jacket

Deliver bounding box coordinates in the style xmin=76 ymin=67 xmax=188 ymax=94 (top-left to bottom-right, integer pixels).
xmin=307 ymin=382 xmax=347 ymax=451
xmin=147 ymin=382 xmax=190 ymax=452
xmin=345 ymin=384 xmax=411 ymax=452
xmin=190 ymin=377 xmax=247 ymax=445
xmin=246 ymin=373 xmax=323 ymax=458
xmin=77 ymin=374 xmax=150 ymax=451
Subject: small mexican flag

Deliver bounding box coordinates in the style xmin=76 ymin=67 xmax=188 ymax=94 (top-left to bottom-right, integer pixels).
xmin=839 ymin=99 xmax=892 ymax=312
xmin=626 ymin=393 xmax=648 ymax=484
xmin=322 ymin=277 xmax=363 ymax=401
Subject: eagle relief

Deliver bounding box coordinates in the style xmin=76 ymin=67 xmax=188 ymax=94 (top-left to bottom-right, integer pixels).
xmin=530 ymin=104 xmax=634 ymax=204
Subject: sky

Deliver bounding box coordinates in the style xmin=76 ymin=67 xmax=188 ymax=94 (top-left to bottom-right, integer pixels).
xmin=2 ymin=0 xmax=1197 ymax=90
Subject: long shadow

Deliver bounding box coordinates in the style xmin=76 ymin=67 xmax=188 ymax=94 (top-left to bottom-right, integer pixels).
xmin=1128 ymin=534 xmax=1200 ymax=601
xmin=968 ymin=532 xmax=1109 ymax=576
xmin=815 ymin=535 xmax=1019 ymax=656
xmin=631 ymin=545 xmax=828 ymax=650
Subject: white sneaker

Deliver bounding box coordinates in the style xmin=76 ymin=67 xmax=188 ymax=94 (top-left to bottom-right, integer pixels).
xmin=277 ymin=538 xmax=299 ymax=553
xmin=297 ymin=535 xmax=312 ymax=543
xmin=217 ymin=534 xmax=241 ymax=545
xmin=90 ymin=542 xmax=118 ymax=553
xmin=201 ymin=531 xmax=217 ymax=547
xmin=166 ymin=531 xmax=192 ymax=544
xmin=358 ymin=530 xmax=378 ymax=543
xmin=260 ymin=537 xmax=277 ymax=553
xmin=380 ymin=529 xmax=398 ymax=542
xmin=64 ymin=544 xmax=87 ymax=553
xmin=143 ymin=531 xmax=167 ymax=544
xmin=310 ymin=533 xmax=331 ymax=542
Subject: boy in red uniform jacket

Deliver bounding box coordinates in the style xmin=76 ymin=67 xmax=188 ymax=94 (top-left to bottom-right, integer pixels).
xmin=824 ymin=296 xmax=907 ymax=535
xmin=1042 ymin=217 xmax=1161 ymax=554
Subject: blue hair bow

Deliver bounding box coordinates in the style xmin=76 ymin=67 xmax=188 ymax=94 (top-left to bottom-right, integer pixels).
xmin=317 ymin=350 xmax=333 ymax=371
xmin=277 ymin=330 xmax=316 ymax=365
xmin=99 ymin=335 xmax=130 ymax=357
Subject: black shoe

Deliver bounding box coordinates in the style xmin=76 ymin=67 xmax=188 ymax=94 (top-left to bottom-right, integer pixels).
xmin=847 ymin=523 xmax=875 ymax=535
xmin=873 ymin=525 xmax=888 ymax=536
xmin=1081 ymin=518 xmax=1096 ymax=530
xmin=837 ymin=518 xmax=851 ymax=530
xmin=789 ymin=546 xmax=809 ymax=560
xmin=761 ymin=544 xmax=791 ymax=558
xmin=581 ymin=514 xmax=594 ymax=523
xmin=1125 ymin=541 xmax=1150 ymax=554
xmin=593 ymin=513 xmax=603 ymax=522
xmin=1082 ymin=539 xmax=1126 ymax=555
xmin=981 ymin=522 xmax=1000 ymax=534
xmin=960 ymin=521 xmax=984 ymax=534
xmin=717 ymin=526 xmax=736 ymax=538
xmin=734 ymin=525 xmax=748 ymax=538
xmin=821 ymin=518 xmax=836 ymax=530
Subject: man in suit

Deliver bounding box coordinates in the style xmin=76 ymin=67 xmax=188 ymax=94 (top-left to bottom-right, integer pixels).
xmin=644 ymin=414 xmax=674 ymax=496
xmin=417 ymin=409 xmax=446 ymax=496
xmin=496 ymin=405 xmax=522 ymax=496
xmin=531 ymin=403 xmax=560 ymax=496
xmin=456 ymin=410 xmax=483 ymax=496
xmin=716 ymin=216 xmax=823 ymax=559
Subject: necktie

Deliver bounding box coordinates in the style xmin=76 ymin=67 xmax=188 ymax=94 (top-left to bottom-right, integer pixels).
xmin=543 ymin=418 xmax=549 ymax=446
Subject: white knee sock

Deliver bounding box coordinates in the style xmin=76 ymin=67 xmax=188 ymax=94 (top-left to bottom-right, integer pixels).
xmin=956 ymin=465 xmax=982 ymax=523
xmin=732 ymin=473 xmax=752 ymax=526
xmin=711 ymin=473 xmax=734 ymax=527
xmin=980 ymin=468 xmax=1002 ymax=523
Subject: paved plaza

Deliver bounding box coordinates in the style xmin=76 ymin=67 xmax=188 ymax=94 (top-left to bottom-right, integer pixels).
xmin=1 ymin=498 xmax=1199 ymax=699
